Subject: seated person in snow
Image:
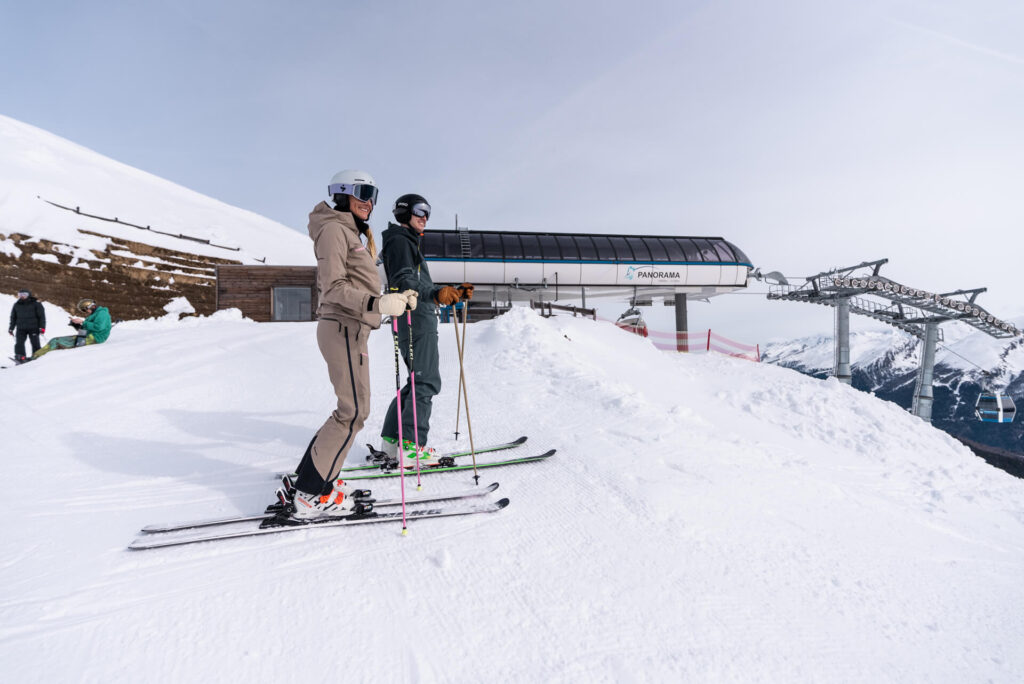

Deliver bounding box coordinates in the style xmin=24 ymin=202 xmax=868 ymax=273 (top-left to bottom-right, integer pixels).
xmin=33 ymin=298 xmax=111 ymax=359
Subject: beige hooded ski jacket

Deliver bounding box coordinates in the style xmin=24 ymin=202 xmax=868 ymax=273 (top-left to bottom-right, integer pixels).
xmin=307 ymin=201 xmax=382 ymax=328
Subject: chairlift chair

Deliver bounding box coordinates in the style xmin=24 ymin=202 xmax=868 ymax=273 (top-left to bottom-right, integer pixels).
xmin=615 ymin=306 xmax=648 ymax=338
xmin=974 ymin=393 xmax=1017 ymax=423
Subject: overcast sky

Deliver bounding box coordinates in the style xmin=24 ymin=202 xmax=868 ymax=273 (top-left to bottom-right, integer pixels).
xmin=3 ymin=0 xmax=1022 ymax=343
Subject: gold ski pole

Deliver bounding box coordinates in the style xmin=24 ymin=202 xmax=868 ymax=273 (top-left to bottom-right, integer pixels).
xmin=453 ymin=303 xmax=468 ymax=439
xmin=453 ymin=301 xmax=479 ymax=484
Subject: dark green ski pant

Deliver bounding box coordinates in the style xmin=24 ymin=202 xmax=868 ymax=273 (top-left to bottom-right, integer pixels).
xmin=382 ymin=317 xmax=440 ymax=446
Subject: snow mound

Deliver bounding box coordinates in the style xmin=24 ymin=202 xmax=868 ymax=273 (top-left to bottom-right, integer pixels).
xmin=162 ymin=297 xmax=196 ymax=316
xmin=2 ymin=307 xmax=1023 ymax=681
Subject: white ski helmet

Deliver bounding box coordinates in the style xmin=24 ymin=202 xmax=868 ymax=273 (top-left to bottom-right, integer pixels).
xmin=328 ymin=169 xmax=378 ymax=205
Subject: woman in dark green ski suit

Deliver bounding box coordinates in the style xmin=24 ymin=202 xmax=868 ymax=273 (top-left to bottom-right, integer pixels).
xmin=379 ymin=194 xmax=473 ymax=460
xmin=33 ymin=298 xmax=111 ymax=359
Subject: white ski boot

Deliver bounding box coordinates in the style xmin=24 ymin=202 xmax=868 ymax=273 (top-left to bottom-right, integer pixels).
xmin=289 ymin=479 xmax=367 ymax=520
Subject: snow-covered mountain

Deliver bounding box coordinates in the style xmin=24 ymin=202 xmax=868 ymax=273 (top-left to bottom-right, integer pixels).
xmin=0 ymin=114 xmax=312 ymax=318
xmin=763 ymin=321 xmax=1024 ymax=455
xmin=3 ymin=306 xmax=1024 ymax=681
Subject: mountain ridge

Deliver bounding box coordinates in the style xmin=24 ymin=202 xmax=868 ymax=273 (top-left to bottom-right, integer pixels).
xmin=762 ymin=324 xmax=1024 ymax=457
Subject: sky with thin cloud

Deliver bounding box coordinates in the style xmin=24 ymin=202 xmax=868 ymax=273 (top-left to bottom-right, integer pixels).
xmin=3 ymin=0 xmax=1021 ymax=342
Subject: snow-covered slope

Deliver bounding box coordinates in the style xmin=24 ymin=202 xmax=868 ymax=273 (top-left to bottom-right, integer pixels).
xmin=3 ymin=308 xmax=1024 ymax=681
xmin=0 ymin=114 xmax=311 ymax=265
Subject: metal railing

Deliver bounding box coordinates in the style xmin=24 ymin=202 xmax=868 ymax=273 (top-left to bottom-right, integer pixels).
xmin=38 ymin=196 xmax=257 ymax=257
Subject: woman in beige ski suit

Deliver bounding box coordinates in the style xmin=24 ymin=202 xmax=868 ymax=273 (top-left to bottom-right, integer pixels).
xmin=290 ymin=170 xmax=413 ymax=519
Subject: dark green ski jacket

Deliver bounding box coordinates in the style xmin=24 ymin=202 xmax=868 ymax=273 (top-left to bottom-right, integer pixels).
xmin=380 ymin=223 xmax=443 ymax=328
xmin=81 ymin=306 xmax=112 ymax=343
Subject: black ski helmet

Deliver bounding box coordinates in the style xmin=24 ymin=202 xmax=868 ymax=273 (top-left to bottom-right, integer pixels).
xmin=392 ymin=194 xmax=431 ymax=225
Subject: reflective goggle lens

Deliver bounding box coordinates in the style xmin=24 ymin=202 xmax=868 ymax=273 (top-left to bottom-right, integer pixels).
xmin=328 ymin=183 xmax=379 ymax=204
xmin=350 ymin=184 xmax=378 ymax=203
xmin=411 ymin=202 xmax=431 ymax=219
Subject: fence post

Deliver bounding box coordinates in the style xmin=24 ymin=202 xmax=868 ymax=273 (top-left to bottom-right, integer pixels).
xmin=706 ymin=329 xmax=711 ymax=352
xmin=756 ymin=344 xmax=761 ymax=362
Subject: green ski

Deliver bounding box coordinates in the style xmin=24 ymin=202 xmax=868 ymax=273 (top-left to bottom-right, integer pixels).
xmin=341 ymin=449 xmax=555 ymax=480
xmin=344 ymin=435 xmax=529 ymax=472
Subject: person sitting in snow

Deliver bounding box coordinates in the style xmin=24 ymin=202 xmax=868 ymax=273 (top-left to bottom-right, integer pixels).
xmin=378 ymin=193 xmax=474 ymax=461
xmin=8 ymin=288 xmax=46 ymax=364
xmin=33 ymin=298 xmax=111 ymax=359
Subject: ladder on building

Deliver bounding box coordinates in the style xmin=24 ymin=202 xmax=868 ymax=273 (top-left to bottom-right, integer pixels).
xmin=459 ymin=225 xmax=471 ymax=259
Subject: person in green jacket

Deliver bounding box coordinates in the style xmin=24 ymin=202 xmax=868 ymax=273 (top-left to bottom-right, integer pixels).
xmin=33 ymin=298 xmax=112 ymax=359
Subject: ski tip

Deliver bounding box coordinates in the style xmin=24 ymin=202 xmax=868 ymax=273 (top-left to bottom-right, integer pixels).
xmin=539 ymin=448 xmax=556 ymax=457
xmin=494 ymin=497 xmax=511 ymax=510
xmin=512 ymin=435 xmax=528 ymax=445
xmin=140 ymin=524 xmax=167 ymax=534
xmin=486 ymin=482 xmax=499 ymax=493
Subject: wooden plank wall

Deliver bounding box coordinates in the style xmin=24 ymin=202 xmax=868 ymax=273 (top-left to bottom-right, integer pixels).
xmin=216 ymin=265 xmax=316 ymax=322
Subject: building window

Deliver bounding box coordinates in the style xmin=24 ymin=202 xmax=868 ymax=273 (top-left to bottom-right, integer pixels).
xmin=520 ymin=234 xmax=543 ymax=259
xmin=421 ymin=232 xmax=444 ymax=258
xmin=608 ymin=236 xmax=634 ymax=260
xmin=443 ymin=232 xmax=463 ymax=258
xmin=273 ymin=287 xmax=312 ymax=321
xmin=625 ymin=236 xmax=651 ymax=261
xmin=483 ymin=233 xmax=504 ymax=259
xmin=538 ymin=235 xmax=562 ymax=259
xmin=645 ymin=237 xmax=669 ymax=261
xmin=574 ymin=235 xmax=598 ymax=260
xmin=555 ymin=235 xmax=580 ymax=260
xmin=590 ymin=236 xmax=616 ymax=260
xmin=501 ymin=233 xmax=524 ymax=259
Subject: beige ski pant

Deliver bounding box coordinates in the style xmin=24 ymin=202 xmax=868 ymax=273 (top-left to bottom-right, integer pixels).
xmin=304 ymin=318 xmax=371 ymax=489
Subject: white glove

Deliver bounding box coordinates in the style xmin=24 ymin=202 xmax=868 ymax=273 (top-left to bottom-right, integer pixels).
xmin=377 ymin=292 xmax=409 ymax=316
xmin=402 ymin=290 xmax=418 ymax=311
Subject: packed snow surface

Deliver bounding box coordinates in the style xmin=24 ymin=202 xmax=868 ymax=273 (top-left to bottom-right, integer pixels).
xmin=0 ymin=114 xmax=311 ymax=264
xmin=2 ymin=306 xmax=1023 ymax=682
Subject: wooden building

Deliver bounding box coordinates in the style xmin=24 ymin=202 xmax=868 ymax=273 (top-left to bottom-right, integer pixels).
xmin=216 ymin=265 xmax=316 ymax=322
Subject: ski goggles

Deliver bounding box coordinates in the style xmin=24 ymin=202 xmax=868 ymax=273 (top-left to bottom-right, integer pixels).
xmin=17 ymin=291 xmax=29 ymax=298
xmin=327 ymin=182 xmax=379 ymax=204
xmin=410 ymin=202 xmax=431 ymax=219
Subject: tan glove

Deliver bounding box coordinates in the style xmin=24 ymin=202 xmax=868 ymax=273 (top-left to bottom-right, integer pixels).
xmin=456 ymin=283 xmax=474 ymax=300
xmin=436 ymin=286 xmax=461 ymax=306
xmin=401 ymin=290 xmax=418 ymax=311
xmin=377 ymin=292 xmax=409 ymax=316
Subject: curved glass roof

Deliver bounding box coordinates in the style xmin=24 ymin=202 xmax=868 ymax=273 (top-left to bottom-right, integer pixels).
xmin=420 ymin=230 xmax=751 ymax=266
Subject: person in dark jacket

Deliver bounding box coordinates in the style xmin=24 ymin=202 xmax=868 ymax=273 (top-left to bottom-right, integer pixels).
xmin=33 ymin=298 xmax=112 ymax=359
xmin=379 ymin=193 xmax=474 ymax=460
xmin=8 ymin=289 xmax=46 ymax=363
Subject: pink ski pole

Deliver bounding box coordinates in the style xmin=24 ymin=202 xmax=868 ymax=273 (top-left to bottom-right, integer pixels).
xmin=390 ymin=314 xmax=408 ymax=534
xmin=407 ymin=309 xmax=424 ymax=490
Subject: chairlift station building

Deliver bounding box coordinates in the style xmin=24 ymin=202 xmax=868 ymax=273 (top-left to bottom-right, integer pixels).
xmin=216 ymin=229 xmax=754 ymax=326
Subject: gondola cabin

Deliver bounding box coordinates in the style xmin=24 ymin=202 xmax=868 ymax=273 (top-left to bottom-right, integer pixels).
xmin=615 ymin=307 xmax=648 ymax=337
xmin=975 ymin=393 xmax=1017 ymax=423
